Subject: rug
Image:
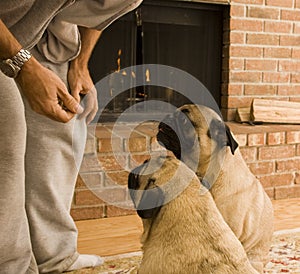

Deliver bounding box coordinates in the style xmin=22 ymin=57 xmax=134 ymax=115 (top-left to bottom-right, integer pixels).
xmin=68 ymin=228 xmax=300 ymax=274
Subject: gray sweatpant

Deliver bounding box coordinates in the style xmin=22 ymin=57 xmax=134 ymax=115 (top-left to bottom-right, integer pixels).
xmin=0 ymin=47 xmax=87 ymax=273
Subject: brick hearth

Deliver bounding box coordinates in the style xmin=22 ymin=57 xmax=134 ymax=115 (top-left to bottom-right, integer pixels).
xmin=71 ymin=122 xmax=300 ymax=221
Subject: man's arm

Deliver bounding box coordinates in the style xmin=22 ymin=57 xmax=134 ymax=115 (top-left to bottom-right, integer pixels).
xmin=0 ymin=19 xmax=82 ymax=123
xmin=68 ymin=27 xmax=102 ymax=124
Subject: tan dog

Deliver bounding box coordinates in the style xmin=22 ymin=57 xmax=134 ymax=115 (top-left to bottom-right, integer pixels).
xmin=157 ymin=104 xmax=274 ymax=273
xmin=128 ymin=155 xmax=259 ymax=274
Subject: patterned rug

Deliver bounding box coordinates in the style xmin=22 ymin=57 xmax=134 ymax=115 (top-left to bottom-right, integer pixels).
xmin=69 ymin=228 xmax=300 ymax=274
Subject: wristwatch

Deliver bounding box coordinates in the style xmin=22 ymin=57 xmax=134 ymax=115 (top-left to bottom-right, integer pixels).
xmin=0 ymin=49 xmax=32 ymax=78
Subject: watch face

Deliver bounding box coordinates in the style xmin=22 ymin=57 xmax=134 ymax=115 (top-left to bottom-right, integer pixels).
xmin=0 ymin=60 xmax=19 ymax=78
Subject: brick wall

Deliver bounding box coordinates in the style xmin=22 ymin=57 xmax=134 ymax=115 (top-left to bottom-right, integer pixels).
xmin=71 ymin=0 xmax=300 ymax=220
xmin=222 ymin=0 xmax=300 ymax=120
xmin=71 ymin=122 xmax=300 ymax=221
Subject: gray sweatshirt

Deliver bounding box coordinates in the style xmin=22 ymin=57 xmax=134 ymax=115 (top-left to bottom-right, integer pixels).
xmin=0 ymin=0 xmax=143 ymax=63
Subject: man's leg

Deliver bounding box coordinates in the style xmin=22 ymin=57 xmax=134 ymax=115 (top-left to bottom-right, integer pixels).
xmin=0 ymin=73 xmax=38 ymax=274
xmin=24 ymin=48 xmax=102 ymax=273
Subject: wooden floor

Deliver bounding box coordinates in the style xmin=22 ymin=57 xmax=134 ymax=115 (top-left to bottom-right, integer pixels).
xmin=76 ymin=198 xmax=300 ymax=257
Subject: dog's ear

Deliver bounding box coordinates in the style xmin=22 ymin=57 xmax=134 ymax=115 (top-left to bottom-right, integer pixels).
xmin=225 ymin=124 xmax=239 ymax=154
xmin=209 ymin=119 xmax=238 ymax=155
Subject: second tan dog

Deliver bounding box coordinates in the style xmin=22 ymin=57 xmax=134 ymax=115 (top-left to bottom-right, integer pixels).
xmin=128 ymin=155 xmax=259 ymax=274
xmin=157 ymin=104 xmax=274 ymax=273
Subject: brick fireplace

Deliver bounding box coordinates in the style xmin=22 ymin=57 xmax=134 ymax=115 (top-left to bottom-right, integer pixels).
xmin=71 ymin=0 xmax=300 ymax=221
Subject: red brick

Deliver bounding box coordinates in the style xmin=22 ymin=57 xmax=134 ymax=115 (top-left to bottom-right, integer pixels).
xmin=291 ymin=73 xmax=300 ymax=83
xmin=230 ymin=46 xmax=263 ymax=58
xmin=259 ymin=173 xmax=294 ymax=188
xmin=276 ymin=159 xmax=300 ymax=172
xmin=222 ymin=108 xmax=236 ymax=121
xmin=294 ymin=23 xmax=300 ymax=34
xmin=286 ymin=131 xmax=300 ymax=144
xmin=234 ymin=133 xmax=247 ymax=146
xmin=247 ymin=33 xmax=280 ymax=46
xmin=229 ymin=71 xmax=261 ymax=83
xmin=231 ymin=18 xmax=263 ymax=32
xmin=263 ymin=72 xmax=290 ymax=83
xmin=264 ymin=21 xmax=292 ymax=33
xmin=296 ymin=0 xmax=300 ymax=8
xmin=223 ymin=84 xmax=244 ymax=96
xmin=80 ymin=154 xmax=102 ymax=173
xmin=279 ymin=60 xmax=300 ymax=72
xmin=264 ymin=47 xmax=292 ymax=59
xmin=98 ymin=136 xmax=122 ymax=153
xmin=245 ymin=59 xmax=277 ymax=71
xmin=281 ymin=10 xmax=300 ymax=21
xmin=266 ymin=0 xmax=293 ymax=7
xmin=228 ymin=58 xmax=245 ymax=70
xmin=105 ymin=170 xmax=130 ymax=187
xmin=106 ymin=205 xmax=136 ymax=218
xmin=275 ymin=185 xmax=300 ymax=199
xmin=248 ymin=133 xmax=266 ymax=146
xmin=244 ymin=84 xmax=277 ymax=95
xmin=248 ymin=161 xmax=275 ymax=175
xmin=230 ymin=5 xmax=245 ymax=17
xmin=280 ymin=35 xmax=300 ymax=47
xmin=92 ymin=187 xmax=128 ymax=205
xmin=258 ymin=145 xmax=295 ymax=160
xmin=71 ymin=206 xmax=105 ymax=221
xmin=98 ymin=155 xmax=128 ymax=171
xmin=292 ymin=48 xmax=300 ymax=59
xmin=297 ymin=144 xmax=300 ymax=156
xmin=240 ymin=147 xmax=257 ymax=162
xmin=221 ymin=96 xmax=253 ymax=108
xmin=278 ymin=85 xmax=300 ymax=96
xmin=230 ymin=32 xmax=245 ymax=44
xmin=79 ymin=172 xmax=103 ymax=189
xmin=248 ymin=7 xmax=280 ymax=19
xmin=267 ymin=132 xmax=285 ymax=145
xmin=74 ymin=189 xmax=105 ymax=206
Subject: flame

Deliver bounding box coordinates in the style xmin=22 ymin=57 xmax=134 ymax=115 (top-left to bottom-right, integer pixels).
xmin=116 ymin=49 xmax=121 ymax=72
xmin=145 ymin=69 xmax=150 ymax=82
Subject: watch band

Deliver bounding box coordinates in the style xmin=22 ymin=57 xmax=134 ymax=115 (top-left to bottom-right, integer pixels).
xmin=11 ymin=49 xmax=32 ymax=67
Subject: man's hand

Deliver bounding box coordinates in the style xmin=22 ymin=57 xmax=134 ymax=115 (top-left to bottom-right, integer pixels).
xmin=68 ymin=27 xmax=102 ymax=124
xmin=68 ymin=63 xmax=98 ymax=124
xmin=16 ymin=58 xmax=83 ymax=123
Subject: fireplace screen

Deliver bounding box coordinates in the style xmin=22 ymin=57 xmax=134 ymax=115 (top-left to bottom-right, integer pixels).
xmin=89 ymin=0 xmax=226 ymax=122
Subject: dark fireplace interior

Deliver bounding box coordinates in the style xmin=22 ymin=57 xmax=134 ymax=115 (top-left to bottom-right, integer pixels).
xmin=89 ymin=0 xmax=226 ymax=122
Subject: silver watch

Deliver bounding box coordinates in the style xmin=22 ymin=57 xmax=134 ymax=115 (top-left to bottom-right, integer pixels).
xmin=0 ymin=49 xmax=32 ymax=78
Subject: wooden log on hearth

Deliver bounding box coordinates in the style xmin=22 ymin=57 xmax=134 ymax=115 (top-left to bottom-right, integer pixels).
xmin=250 ymin=99 xmax=300 ymax=124
xmin=235 ymin=107 xmax=251 ymax=123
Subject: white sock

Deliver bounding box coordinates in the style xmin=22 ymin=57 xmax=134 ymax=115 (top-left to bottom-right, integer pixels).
xmin=66 ymin=254 xmax=104 ymax=271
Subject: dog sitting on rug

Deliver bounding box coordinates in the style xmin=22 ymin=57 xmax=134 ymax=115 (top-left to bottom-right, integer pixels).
xmin=128 ymin=155 xmax=259 ymax=274
xmin=156 ymin=104 xmax=274 ymax=273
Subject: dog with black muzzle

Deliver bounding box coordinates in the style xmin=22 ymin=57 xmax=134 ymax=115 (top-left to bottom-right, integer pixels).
xmin=128 ymin=155 xmax=259 ymax=274
xmin=156 ymin=104 xmax=274 ymax=273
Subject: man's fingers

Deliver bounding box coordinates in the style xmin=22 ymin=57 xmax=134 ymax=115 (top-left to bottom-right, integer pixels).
xmin=59 ymin=91 xmax=83 ymax=114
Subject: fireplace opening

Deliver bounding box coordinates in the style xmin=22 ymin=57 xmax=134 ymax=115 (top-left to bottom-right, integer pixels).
xmin=89 ymin=0 xmax=227 ymax=122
